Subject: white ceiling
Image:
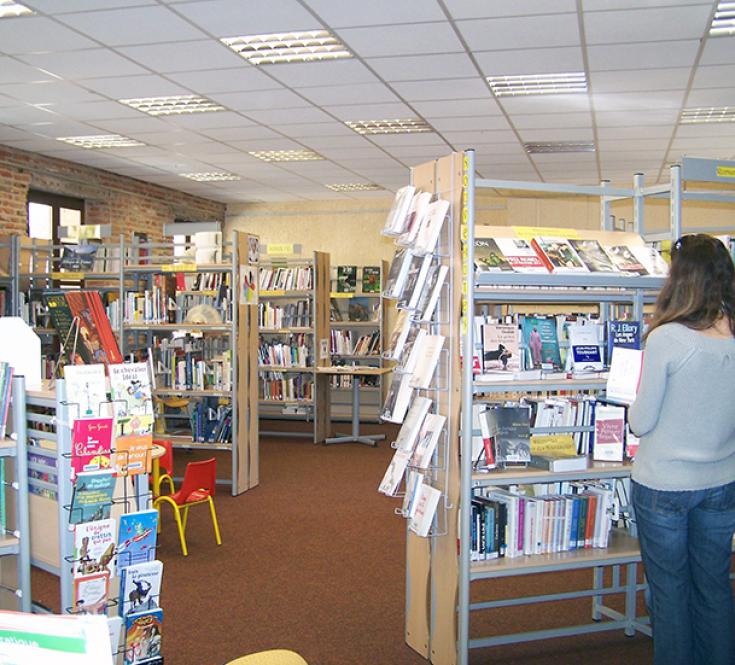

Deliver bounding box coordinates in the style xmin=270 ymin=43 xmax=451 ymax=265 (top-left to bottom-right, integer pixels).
xmin=1 ymin=0 xmax=733 ymax=203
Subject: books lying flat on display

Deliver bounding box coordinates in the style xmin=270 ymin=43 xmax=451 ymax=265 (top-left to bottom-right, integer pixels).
xmin=531 ymin=236 xmax=589 ymax=274
xmin=529 ymin=454 xmax=589 ymax=472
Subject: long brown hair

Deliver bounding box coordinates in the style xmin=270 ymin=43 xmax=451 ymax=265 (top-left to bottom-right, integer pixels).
xmin=647 ymin=234 xmax=735 ymax=338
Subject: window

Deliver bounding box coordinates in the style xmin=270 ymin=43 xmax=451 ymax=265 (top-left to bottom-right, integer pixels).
xmin=26 ymin=190 xmax=85 ymax=244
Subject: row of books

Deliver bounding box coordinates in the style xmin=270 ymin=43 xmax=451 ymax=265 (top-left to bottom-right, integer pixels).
xmin=382 ymin=186 xmax=450 ymax=257
xmin=188 ymin=401 xmax=232 ymax=443
xmin=328 ymin=371 xmax=379 ymax=390
xmin=384 ymin=247 xmax=449 ymax=314
xmin=152 ymin=336 xmax=231 ymax=391
xmin=259 ymin=266 xmax=313 ymax=291
xmin=333 ymin=265 xmax=381 ymax=293
xmin=329 ymin=296 xmax=379 ymax=323
xmin=258 ymin=300 xmax=312 ymax=330
xmin=330 ymin=329 xmax=380 ymax=357
xmin=470 ymin=481 xmax=616 ymax=561
xmin=122 ymin=288 xmax=230 ymax=325
xmin=259 ymin=372 xmax=314 ymax=402
xmin=475 ymin=235 xmax=669 ymax=276
xmin=0 ymin=362 xmax=14 ymax=440
xmin=258 ymin=336 xmax=311 ymax=368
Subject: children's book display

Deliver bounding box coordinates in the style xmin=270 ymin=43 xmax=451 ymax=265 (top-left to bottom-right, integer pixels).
xmin=378 ymin=187 xmax=451 ymax=538
xmin=62 ymin=359 xmax=164 ymax=663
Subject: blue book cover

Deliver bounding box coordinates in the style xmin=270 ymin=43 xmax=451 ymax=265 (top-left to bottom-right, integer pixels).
xmin=70 ymin=470 xmax=115 ymax=525
xmin=124 ymin=607 xmax=163 ymax=665
xmin=117 ymin=509 xmax=158 ymax=570
xmin=607 ymin=320 xmax=641 ymax=363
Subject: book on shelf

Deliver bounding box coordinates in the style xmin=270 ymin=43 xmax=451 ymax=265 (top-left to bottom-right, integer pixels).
xmin=0 ymin=361 xmax=14 ymax=439
xmin=398 ymin=254 xmax=433 ymax=312
xmin=409 ymin=334 xmax=445 ymax=389
xmin=493 ymin=238 xmax=548 ymax=273
xmin=630 ymin=245 xmax=668 ymax=276
xmin=329 ymin=296 xmax=376 ymax=322
xmin=119 ymin=560 xmax=163 ymax=617
xmin=124 ymin=607 xmax=163 ymax=665
xmin=414 ymin=199 xmax=449 ymax=256
xmin=481 ymin=405 xmax=532 ymax=466
xmin=415 ymin=264 xmax=448 ymax=323
xmin=411 ymin=413 xmax=446 ymax=470
xmin=398 ymin=190 xmax=432 ymax=247
xmin=530 ymin=432 xmax=578 ymax=457
xmin=71 ymin=417 xmax=114 ymax=479
xmin=521 ymin=315 xmax=562 ymax=370
xmin=382 ymin=185 xmax=416 ymax=236
xmin=531 ymin=236 xmax=588 ymax=274
xmin=529 ymin=454 xmax=589 ymax=472
xmin=109 ymin=362 xmax=153 ymax=417
xmin=336 ymin=266 xmax=357 ymax=293
xmin=117 ymin=509 xmax=158 ymax=570
xmin=408 ymin=483 xmax=442 ymax=537
xmin=361 ymin=266 xmax=381 ymax=293
xmin=73 ymin=518 xmax=116 ymax=579
xmin=474 ymin=237 xmax=513 ymax=272
xmin=567 ymin=322 xmax=604 ymax=373
xmin=481 ymin=322 xmax=520 ymax=374
xmin=69 ymin=470 xmax=115 ymax=525
xmin=65 ymin=291 xmax=123 ymax=366
xmin=394 ymin=396 xmax=432 ymax=452
xmin=568 ymin=239 xmax=617 ymax=273
xmin=60 ymin=244 xmax=99 ymax=271
xmin=73 ymin=571 xmax=110 ymax=615
xmin=378 ymin=448 xmax=412 ymax=496
xmin=605 ymin=347 xmax=643 ymax=404
xmin=259 ymin=266 xmax=313 ymax=291
xmin=383 ymin=247 xmax=414 ymax=300
xmin=381 ymin=372 xmax=414 ymax=424
xmin=606 ymin=320 xmax=641 ymax=363
xmin=592 ymin=404 xmax=626 ymax=462
xmin=603 ymin=245 xmax=648 ymax=275
xmin=64 ymin=364 xmax=109 ymax=420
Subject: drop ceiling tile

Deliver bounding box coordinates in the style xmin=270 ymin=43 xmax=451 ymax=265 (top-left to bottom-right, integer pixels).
xmin=444 ymin=0 xmax=576 ymax=19
xmin=0 ymin=126 xmax=32 ymax=141
xmin=129 ymin=129 xmax=212 ymax=145
xmin=168 ymin=142 xmax=246 ymax=157
xmin=0 ymin=57 xmax=57 ymax=84
xmin=0 ymin=105 xmax=60 ymax=124
xmin=24 ymin=0 xmax=157 ymax=12
xmin=392 ymin=78 xmax=492 ymax=102
xmin=273 ymin=123 xmax=358 ymax=139
xmin=675 ymin=124 xmax=735 ymax=138
xmin=474 ymin=153 xmax=533 ymax=167
xmin=386 ymin=145 xmax=462 ymax=161
xmin=19 ymin=49 xmax=149 ymax=81
xmin=591 ymin=67 xmax=691 ymax=93
xmin=531 ymin=154 xmax=597 ymax=167
xmin=439 ymin=129 xmax=520 ymax=145
xmin=337 ymin=23 xmax=464 ymax=58
xmin=118 ymin=41 xmax=245 ymax=73
xmin=207 ymin=89 xmax=308 ymax=112
xmin=699 ymin=37 xmax=735 ymax=66
xmin=325 ymin=102 xmax=415 ymax=121
xmin=198 ymin=126 xmax=281 ymax=141
xmin=323 ymin=149 xmax=400 ymax=162
xmin=595 ymin=109 xmax=679 ymax=126
xmin=23 ymin=119 xmax=113 ymax=137
xmin=1 ymin=81 xmax=105 ymax=105
xmin=597 ymin=125 xmax=674 ymax=139
xmin=263 ymin=59 xmax=378 ymax=88
xmin=368 ymin=132 xmax=449 ymax=147
xmin=304 ymin=0 xmax=445 ymax=26
xmin=41 ymin=100 xmax=143 ymax=121
xmin=583 ymin=1 xmax=711 ymax=10
xmin=598 ymin=138 xmax=672 ymax=152
xmin=163 ymin=111 xmax=254 ymax=130
xmin=411 ymin=98 xmax=501 ymax=119
xmin=171 ymin=0 xmax=318 ymax=37
xmin=593 ymin=90 xmax=686 ymax=111
xmin=166 ymin=67 xmax=283 ymax=94
xmin=297 ymin=83 xmax=400 ymax=107
xmin=298 ymin=135 xmax=377 ymax=150
xmin=87 ymin=116 xmax=173 ymax=134
xmin=599 ymin=149 xmax=666 ymax=161
xmin=691 ymin=64 xmax=735 ymax=89
xmin=584 ymin=6 xmax=711 ymax=43
xmin=475 ymin=46 xmax=585 ymax=78
xmin=587 ymin=40 xmax=700 ymax=70
xmin=227 ymin=137 xmax=312 ymax=152
xmin=366 ymin=53 xmax=478 ymax=81
xmin=520 ymin=127 xmax=595 ymax=141
xmin=457 ymin=14 xmax=580 ymax=51
xmin=686 ymin=88 xmax=735 ymax=107
xmin=0 ymin=17 xmax=98 ymax=54
xmin=477 ymin=165 xmax=539 ymax=179
xmin=511 ymin=112 xmax=593 ymax=130
xmin=500 ymin=94 xmax=591 ymax=115
xmin=463 ymin=142 xmax=527 ymax=156
xmin=671 ymin=137 xmax=735 ymax=150
xmin=81 ymin=75 xmax=189 ymax=99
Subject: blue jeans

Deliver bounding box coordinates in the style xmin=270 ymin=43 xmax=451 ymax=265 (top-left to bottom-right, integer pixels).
xmin=632 ymin=480 xmax=735 ymax=665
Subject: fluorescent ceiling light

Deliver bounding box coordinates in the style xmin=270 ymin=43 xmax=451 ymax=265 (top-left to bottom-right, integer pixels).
xmin=710 ymin=2 xmax=735 ymax=36
xmin=0 ymin=1 xmax=34 ymax=18
xmin=221 ymin=30 xmax=352 ymax=65
xmin=248 ymin=150 xmax=323 ymax=162
xmin=119 ymin=95 xmax=225 ymax=116
xmin=56 ymin=134 xmax=145 ymax=149
xmin=524 ymin=141 xmax=595 ymax=154
xmin=345 ymin=119 xmax=433 ymax=135
xmin=487 ymin=72 xmax=587 ymax=97
xmin=681 ymin=106 xmax=735 ymax=123
xmin=325 ymin=183 xmax=384 ymax=192
xmin=179 ymin=172 xmax=241 ymax=182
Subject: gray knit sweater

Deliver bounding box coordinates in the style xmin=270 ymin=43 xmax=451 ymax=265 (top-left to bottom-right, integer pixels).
xmin=628 ymin=322 xmax=735 ymax=491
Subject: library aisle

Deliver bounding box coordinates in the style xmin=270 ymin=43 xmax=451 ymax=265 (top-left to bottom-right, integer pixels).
xmin=32 ymin=433 xmax=653 ymax=665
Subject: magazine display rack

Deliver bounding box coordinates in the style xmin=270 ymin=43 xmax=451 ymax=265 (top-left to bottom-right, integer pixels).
xmin=328 ymin=262 xmax=388 ymax=422
xmin=258 ymin=251 xmax=330 ymax=443
xmin=119 ymin=231 xmax=259 ymax=495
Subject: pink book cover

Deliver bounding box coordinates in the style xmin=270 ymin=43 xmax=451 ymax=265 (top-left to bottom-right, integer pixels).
xmin=71 ymin=417 xmax=114 ymax=479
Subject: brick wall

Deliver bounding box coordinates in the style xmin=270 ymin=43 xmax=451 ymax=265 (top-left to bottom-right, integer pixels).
xmin=0 ymin=144 xmax=225 ymax=241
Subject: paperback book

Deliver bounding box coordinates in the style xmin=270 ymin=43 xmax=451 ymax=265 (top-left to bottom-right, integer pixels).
xmin=398 ymin=190 xmax=431 ymax=247
xmin=64 ymin=364 xmax=109 ymax=419
xmin=593 ymin=404 xmax=626 ymax=462
xmin=378 ymin=449 xmax=412 ymax=497
xmin=630 ymin=244 xmax=669 ymax=276
xmin=481 ymin=323 xmax=520 ymax=373
xmin=474 ymin=237 xmax=513 ymax=272
xmin=607 ymin=320 xmax=642 ymax=363
xmin=113 ymin=434 xmax=153 ymax=477
xmin=408 ymin=483 xmax=442 ymax=537
xmin=71 ymin=417 xmax=114 ymax=478
xmin=336 ymin=266 xmax=357 ymax=293
xmin=385 ymin=309 xmax=413 ymax=361
xmin=382 ymin=185 xmax=416 ymax=236
xmin=73 ymin=571 xmax=110 ymax=616
xmin=73 ymin=518 xmax=116 ymax=578
xmin=394 ymin=396 xmax=432 ymax=452
xmin=415 ymin=264 xmax=448 ymax=323
xmin=381 ymin=372 xmax=414 ymax=424
xmin=398 ymin=254 xmax=433 ymax=312
xmin=494 ymin=238 xmax=548 ymax=273
xmin=411 ymin=413 xmax=446 ymax=469
xmin=521 ymin=315 xmax=562 ymax=370
xmin=109 ymin=362 xmax=153 ymax=417
xmin=603 ymin=245 xmax=648 ymax=275
xmin=60 ymin=244 xmax=99 ymax=271
xmin=567 ymin=323 xmax=604 ymax=373
xmin=409 ymin=334 xmax=445 ymax=389
xmin=531 ymin=236 xmax=588 ymax=273
xmin=383 ymin=247 xmax=414 ymax=300
xmin=124 ymin=608 xmax=163 ymax=665
xmin=119 ymin=560 xmax=163 ymax=617
xmin=605 ymin=347 xmax=643 ymax=404
xmin=482 ymin=406 xmax=532 ymax=466
xmin=414 ymin=199 xmax=449 ymax=256
xmin=361 ymin=266 xmax=381 ymax=293
xmin=69 ymin=470 xmax=115 ymax=525
xmin=117 ymin=509 xmax=158 ymax=570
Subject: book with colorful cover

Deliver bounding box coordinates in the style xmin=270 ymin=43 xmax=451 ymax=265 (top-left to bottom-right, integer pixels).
xmin=474 ymin=237 xmax=513 ymax=272
xmin=71 ymin=417 xmax=114 ymax=479
xmin=361 ymin=266 xmax=381 ymax=293
xmin=593 ymin=404 xmax=626 ymax=461
xmin=481 ymin=322 xmax=520 ymax=373
xmin=73 ymin=518 xmax=116 ymax=579
xmin=65 ymin=291 xmax=123 ymax=366
xmin=113 ymin=434 xmax=153 ymax=477
xmin=119 ymin=560 xmax=163 ymax=617
xmin=73 ymin=571 xmax=110 ymax=615
xmin=69 ymin=470 xmax=115 ymax=525
xmin=64 ymin=364 xmax=109 ymax=419
xmin=117 ymin=509 xmax=158 ymax=570
xmin=521 ymin=315 xmax=562 ymax=370
xmin=531 ymin=237 xmax=588 ymax=273
xmin=124 ymin=608 xmax=163 ymax=665
xmin=494 ymin=238 xmax=548 ymax=273
xmin=335 ymin=266 xmax=357 ymax=293
xmin=109 ymin=362 xmax=153 ymax=417
xmin=603 ymin=245 xmax=648 ymax=275
xmin=607 ymin=320 xmax=642 ymax=363
xmin=567 ymin=322 xmax=604 ymax=373
xmin=569 ymin=238 xmax=618 ymax=272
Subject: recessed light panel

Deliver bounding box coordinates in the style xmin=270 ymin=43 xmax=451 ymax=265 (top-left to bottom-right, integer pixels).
xmin=179 ymin=172 xmax=242 ymax=182
xmin=344 ymin=119 xmax=433 ymax=135
xmin=487 ymin=73 xmax=587 ymax=97
xmin=248 ymin=150 xmax=323 ymax=162
xmin=681 ymin=107 xmax=735 ymax=123
xmin=710 ymin=2 xmax=735 ymax=36
xmin=524 ymin=142 xmax=595 ymax=154
xmin=119 ymin=95 xmax=225 ymax=116
xmin=0 ymin=1 xmax=34 ymax=18
xmin=221 ymin=30 xmax=352 ymax=65
xmin=56 ymin=134 xmax=145 ymax=149
xmin=325 ymin=183 xmax=384 ymax=192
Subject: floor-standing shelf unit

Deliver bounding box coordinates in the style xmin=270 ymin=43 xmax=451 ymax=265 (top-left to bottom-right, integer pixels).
xmin=399 ymin=150 xmax=668 ymax=665
xmin=119 ymin=231 xmax=258 ymax=495
xmin=328 ymin=262 xmax=388 ymax=422
xmin=0 ymin=375 xmax=31 ymax=612
xmin=258 ymin=251 xmax=330 ymax=443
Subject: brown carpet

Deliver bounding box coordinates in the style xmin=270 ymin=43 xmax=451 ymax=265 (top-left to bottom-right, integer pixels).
xmin=32 ymin=424 xmax=657 ymax=665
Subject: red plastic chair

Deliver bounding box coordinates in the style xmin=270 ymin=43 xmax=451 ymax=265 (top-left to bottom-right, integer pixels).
xmin=153 ymin=457 xmax=222 ymax=556
xmin=151 ymin=438 xmax=175 ymax=498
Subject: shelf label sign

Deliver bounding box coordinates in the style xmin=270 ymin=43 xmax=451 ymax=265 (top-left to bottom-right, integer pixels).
xmin=512 ymin=226 xmax=580 ymax=241
xmin=716 ymin=166 xmax=735 ymax=179
xmin=682 ymin=156 xmax=735 ymax=183
xmin=320 ymin=338 xmax=329 ymax=360
xmin=329 ymin=292 xmax=353 ymax=298
xmin=51 ymin=271 xmax=84 ymax=280
xmin=266 ymin=243 xmax=294 ymax=255
xmin=162 ymin=262 xmax=197 ymax=272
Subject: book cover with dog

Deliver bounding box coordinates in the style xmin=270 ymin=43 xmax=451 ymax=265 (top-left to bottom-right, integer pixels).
xmin=119 ymin=560 xmax=163 ymax=617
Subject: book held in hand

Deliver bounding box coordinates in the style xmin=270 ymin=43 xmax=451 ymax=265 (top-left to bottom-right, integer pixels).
xmin=607 ymin=320 xmax=641 ymax=364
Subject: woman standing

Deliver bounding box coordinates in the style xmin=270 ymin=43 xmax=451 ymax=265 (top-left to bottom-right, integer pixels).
xmin=629 ymin=234 xmax=735 ymax=665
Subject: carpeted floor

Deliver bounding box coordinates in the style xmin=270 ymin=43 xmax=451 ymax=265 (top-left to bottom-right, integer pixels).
xmin=32 ymin=425 xmax=659 ymax=665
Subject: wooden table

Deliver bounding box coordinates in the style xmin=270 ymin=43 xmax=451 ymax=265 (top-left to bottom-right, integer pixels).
xmin=315 ymin=366 xmax=393 ymax=446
